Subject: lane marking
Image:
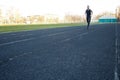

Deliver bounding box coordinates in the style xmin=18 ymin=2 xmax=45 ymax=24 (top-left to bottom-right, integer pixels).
xmin=8 ymin=52 xmax=33 ymax=61
xmin=114 ymin=23 xmax=119 ymax=80
xmin=0 ymin=52 xmax=33 ymax=67
xmin=1 ymin=34 xmax=33 ymax=40
xmin=2 ymin=37 xmax=7 ymax=39
xmin=11 ymin=34 xmax=17 ymax=36
xmin=62 ymin=38 xmax=72 ymax=42
xmin=21 ymin=34 xmax=33 ymax=37
xmin=0 ymin=28 xmax=96 ymax=47
xmin=45 ymin=28 xmax=83 ymax=37
xmin=47 ymin=32 xmax=65 ymax=37
xmin=40 ymin=28 xmax=82 ymax=38
xmin=0 ymin=38 xmax=35 ymax=46
xmin=60 ymin=31 xmax=90 ymax=43
xmin=0 ymin=29 xmax=81 ymax=46
xmin=52 ymin=29 xmax=100 ymax=47
xmin=9 ymin=58 xmax=13 ymax=61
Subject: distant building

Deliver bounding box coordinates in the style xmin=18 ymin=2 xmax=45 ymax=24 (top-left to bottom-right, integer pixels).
xmin=43 ymin=14 xmax=59 ymax=24
xmin=116 ymin=6 xmax=120 ymax=21
xmin=99 ymin=15 xmax=117 ymax=23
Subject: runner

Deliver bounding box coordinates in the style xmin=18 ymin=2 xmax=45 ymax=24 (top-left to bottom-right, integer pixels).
xmin=85 ymin=5 xmax=93 ymax=29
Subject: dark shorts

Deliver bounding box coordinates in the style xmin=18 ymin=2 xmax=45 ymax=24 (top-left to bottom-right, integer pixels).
xmin=86 ymin=16 xmax=91 ymax=23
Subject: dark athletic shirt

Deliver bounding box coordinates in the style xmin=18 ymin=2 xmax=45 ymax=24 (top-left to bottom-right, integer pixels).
xmin=86 ymin=9 xmax=92 ymax=17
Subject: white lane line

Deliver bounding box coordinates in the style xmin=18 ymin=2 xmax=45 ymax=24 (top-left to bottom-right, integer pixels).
xmin=29 ymin=34 xmax=33 ymax=36
xmin=8 ymin=52 xmax=33 ymax=61
xmin=58 ymin=29 xmax=99 ymax=44
xmin=21 ymin=34 xmax=33 ymax=37
xmin=2 ymin=34 xmax=33 ymax=39
xmin=115 ymin=71 xmax=119 ymax=80
xmin=40 ymin=31 xmax=67 ymax=38
xmin=62 ymin=38 xmax=72 ymax=42
xmin=0 ymin=29 xmax=78 ymax=46
xmin=115 ymin=38 xmax=118 ymax=54
xmin=0 ymin=38 xmax=35 ymax=46
xmin=114 ymin=23 xmax=119 ymax=80
xmin=11 ymin=34 xmax=17 ymax=36
xmin=0 ymin=52 xmax=33 ymax=67
xmin=60 ymin=32 xmax=89 ymax=43
xmin=21 ymin=35 xmax=25 ymax=37
xmin=47 ymin=32 xmax=66 ymax=37
xmin=0 ymin=28 xmax=83 ymax=46
xmin=118 ymin=55 xmax=120 ymax=64
xmin=9 ymin=58 xmax=14 ymax=61
xmin=1 ymin=28 xmax=81 ymax=40
xmin=2 ymin=37 xmax=7 ymax=39
xmin=42 ymin=28 xmax=83 ymax=37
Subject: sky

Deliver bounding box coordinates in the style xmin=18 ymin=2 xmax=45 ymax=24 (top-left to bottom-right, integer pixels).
xmin=0 ymin=0 xmax=120 ymax=17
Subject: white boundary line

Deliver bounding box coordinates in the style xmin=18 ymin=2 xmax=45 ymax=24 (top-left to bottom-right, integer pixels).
xmin=0 ymin=38 xmax=35 ymax=46
xmin=0 ymin=28 xmax=83 ymax=47
xmin=60 ymin=32 xmax=89 ymax=43
xmin=114 ymin=23 xmax=119 ymax=80
xmin=59 ymin=29 xmax=98 ymax=43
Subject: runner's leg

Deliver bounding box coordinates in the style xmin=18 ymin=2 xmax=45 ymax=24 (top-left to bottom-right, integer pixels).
xmin=87 ymin=17 xmax=89 ymax=29
xmin=87 ymin=17 xmax=91 ymax=29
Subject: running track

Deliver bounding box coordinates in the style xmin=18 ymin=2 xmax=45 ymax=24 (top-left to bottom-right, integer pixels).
xmin=0 ymin=23 xmax=120 ymax=80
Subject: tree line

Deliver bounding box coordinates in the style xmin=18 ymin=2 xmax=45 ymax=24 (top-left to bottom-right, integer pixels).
xmin=0 ymin=6 xmax=119 ymax=24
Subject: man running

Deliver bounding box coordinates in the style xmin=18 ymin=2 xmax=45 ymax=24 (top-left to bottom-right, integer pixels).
xmin=85 ymin=5 xmax=93 ymax=29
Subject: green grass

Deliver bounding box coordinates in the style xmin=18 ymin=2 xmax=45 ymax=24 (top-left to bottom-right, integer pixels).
xmin=0 ymin=23 xmax=86 ymax=33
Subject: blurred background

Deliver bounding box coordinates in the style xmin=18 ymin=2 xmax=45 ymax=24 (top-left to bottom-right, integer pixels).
xmin=0 ymin=0 xmax=119 ymax=24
